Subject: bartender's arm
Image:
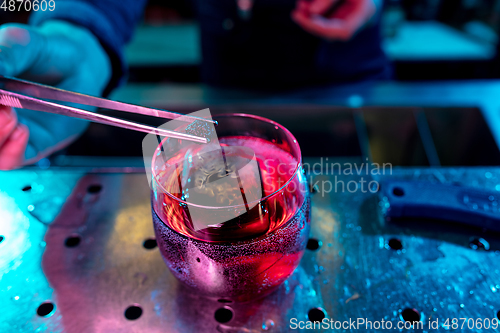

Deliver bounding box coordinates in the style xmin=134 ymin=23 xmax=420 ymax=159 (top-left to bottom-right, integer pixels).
xmin=292 ymin=0 xmax=383 ymax=41
xmin=0 ymin=0 xmax=147 ymax=170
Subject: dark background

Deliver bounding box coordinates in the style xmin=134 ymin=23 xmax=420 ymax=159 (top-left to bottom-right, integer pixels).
xmin=4 ymin=0 xmax=500 ymax=166
xmin=4 ymin=0 xmax=500 ymax=82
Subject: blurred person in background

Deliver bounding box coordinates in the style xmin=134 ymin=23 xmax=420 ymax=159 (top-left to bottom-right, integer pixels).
xmin=0 ymin=0 xmax=389 ymax=170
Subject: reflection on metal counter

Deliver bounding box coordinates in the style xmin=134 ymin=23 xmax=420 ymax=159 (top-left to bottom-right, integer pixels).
xmin=2 ymin=166 xmax=500 ymax=332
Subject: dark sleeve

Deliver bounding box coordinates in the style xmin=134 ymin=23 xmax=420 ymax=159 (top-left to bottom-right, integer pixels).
xmin=29 ymin=0 xmax=148 ymax=96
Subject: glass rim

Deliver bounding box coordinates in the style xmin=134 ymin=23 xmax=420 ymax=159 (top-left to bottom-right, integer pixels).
xmin=151 ymin=113 xmax=302 ymax=210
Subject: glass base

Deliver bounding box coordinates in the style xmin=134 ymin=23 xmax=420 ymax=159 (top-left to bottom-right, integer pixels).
xmin=152 ymin=196 xmax=311 ymax=302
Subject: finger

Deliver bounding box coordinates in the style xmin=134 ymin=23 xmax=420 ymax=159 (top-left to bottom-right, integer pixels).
xmin=329 ymin=0 xmax=376 ymax=22
xmin=308 ymin=0 xmax=338 ymax=15
xmin=293 ymin=0 xmax=374 ymax=40
xmin=0 ymin=124 xmax=29 ymax=171
xmin=0 ymin=22 xmax=98 ymax=86
xmin=293 ymin=10 xmax=350 ymax=40
xmin=0 ymin=24 xmax=40 ymax=77
xmin=326 ymin=0 xmax=375 ymax=39
xmin=0 ymin=105 xmax=17 ymax=147
xmin=294 ymin=0 xmax=311 ymax=14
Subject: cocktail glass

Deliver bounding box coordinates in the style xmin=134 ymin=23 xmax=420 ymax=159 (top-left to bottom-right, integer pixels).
xmin=151 ymin=114 xmax=310 ymax=302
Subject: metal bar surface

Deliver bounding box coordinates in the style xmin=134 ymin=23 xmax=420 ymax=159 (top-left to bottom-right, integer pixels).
xmin=1 ymin=167 xmax=500 ymax=332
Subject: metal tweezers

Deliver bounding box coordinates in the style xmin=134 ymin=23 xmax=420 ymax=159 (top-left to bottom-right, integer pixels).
xmin=0 ymin=76 xmax=215 ymax=143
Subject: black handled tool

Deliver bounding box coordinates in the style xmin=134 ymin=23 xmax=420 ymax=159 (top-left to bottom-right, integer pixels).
xmin=381 ymin=180 xmax=500 ymax=231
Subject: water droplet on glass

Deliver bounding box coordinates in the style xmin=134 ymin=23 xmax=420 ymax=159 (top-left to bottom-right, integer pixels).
xmin=262 ymin=319 xmax=275 ymax=330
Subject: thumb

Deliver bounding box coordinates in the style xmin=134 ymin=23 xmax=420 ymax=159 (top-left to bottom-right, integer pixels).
xmin=0 ymin=23 xmax=44 ymax=77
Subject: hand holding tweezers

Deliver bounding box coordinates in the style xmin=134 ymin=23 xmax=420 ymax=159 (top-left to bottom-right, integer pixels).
xmin=0 ymin=76 xmax=215 ymax=144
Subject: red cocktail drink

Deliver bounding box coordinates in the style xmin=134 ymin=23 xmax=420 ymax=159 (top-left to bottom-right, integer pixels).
xmin=151 ymin=114 xmax=310 ymax=301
